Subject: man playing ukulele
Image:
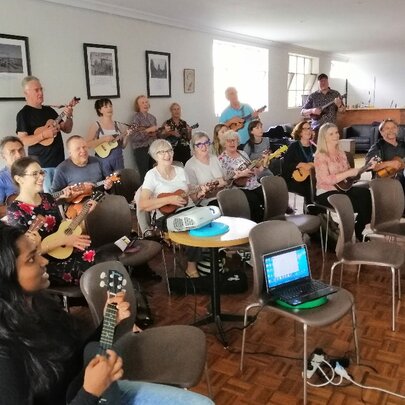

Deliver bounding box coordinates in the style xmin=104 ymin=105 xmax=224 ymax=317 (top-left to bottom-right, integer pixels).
xmin=219 ymin=87 xmax=259 ymax=148
xmin=301 ymin=73 xmax=346 ymax=137
xmin=366 ymin=118 xmax=405 ymax=193
xmin=16 ymin=76 xmax=74 ymax=192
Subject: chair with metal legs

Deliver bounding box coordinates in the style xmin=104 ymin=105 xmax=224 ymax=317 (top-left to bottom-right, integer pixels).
xmin=241 ymin=220 xmax=359 ymax=405
xmin=328 ymin=194 xmax=404 ymax=331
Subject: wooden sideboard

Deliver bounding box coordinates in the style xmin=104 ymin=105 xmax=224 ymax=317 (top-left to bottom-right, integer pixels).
xmin=337 ymin=108 xmax=405 ymax=132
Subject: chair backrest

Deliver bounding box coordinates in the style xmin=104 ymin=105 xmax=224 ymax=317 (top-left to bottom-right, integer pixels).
xmin=114 ymin=168 xmax=141 ymax=203
xmin=80 ymin=261 xmax=136 ymax=338
xmin=327 ymin=194 xmax=355 ymax=259
xmin=370 ymin=178 xmax=404 ymax=231
xmin=249 ymin=220 xmax=303 ymax=298
xmin=133 ymin=187 xmax=152 ymax=234
xmin=217 ymin=188 xmax=251 ymax=219
xmin=345 ymin=151 xmax=355 ymax=168
xmin=85 ymin=194 xmax=132 ymax=248
xmin=261 ymin=175 xmax=288 ymax=220
xmin=309 ymin=167 xmax=317 ymax=204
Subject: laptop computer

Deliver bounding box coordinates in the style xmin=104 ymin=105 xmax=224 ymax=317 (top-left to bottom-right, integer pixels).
xmin=262 ymin=244 xmax=337 ymax=306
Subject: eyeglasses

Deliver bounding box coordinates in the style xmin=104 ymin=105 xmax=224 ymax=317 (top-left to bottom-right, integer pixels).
xmin=156 ymin=149 xmax=174 ymax=156
xmin=195 ymin=140 xmax=211 ymax=149
xmin=23 ymin=170 xmax=46 ymax=178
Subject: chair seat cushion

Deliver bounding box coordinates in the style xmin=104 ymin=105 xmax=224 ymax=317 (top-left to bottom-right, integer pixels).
xmin=286 ymin=214 xmax=321 ymax=234
xmin=342 ymin=240 xmax=404 ymax=268
xmin=95 ymin=239 xmax=162 ymax=267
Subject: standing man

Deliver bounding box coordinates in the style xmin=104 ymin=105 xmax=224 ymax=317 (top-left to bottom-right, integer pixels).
xmin=0 ymin=136 xmax=26 ymax=217
xmin=16 ymin=76 xmax=74 ymax=192
xmin=301 ymin=73 xmax=346 ymax=135
xmin=219 ymin=87 xmax=259 ymax=147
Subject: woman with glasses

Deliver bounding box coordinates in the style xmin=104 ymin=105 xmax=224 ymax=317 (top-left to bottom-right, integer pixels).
xmin=139 ymin=139 xmax=208 ymax=278
xmin=7 ymin=157 xmax=95 ymax=286
xmin=218 ymin=130 xmax=265 ymax=223
xmin=161 ymin=103 xmax=192 ymax=165
xmin=185 ymin=131 xmax=227 ymax=206
xmin=282 ymin=120 xmax=316 ymax=205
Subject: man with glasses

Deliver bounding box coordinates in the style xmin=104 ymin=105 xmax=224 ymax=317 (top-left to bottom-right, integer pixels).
xmin=0 ymin=136 xmax=26 ymax=217
xmin=366 ymin=118 xmax=405 ymax=192
xmin=51 ymin=135 xmax=113 ymax=193
xmin=16 ymin=76 xmax=74 ymax=193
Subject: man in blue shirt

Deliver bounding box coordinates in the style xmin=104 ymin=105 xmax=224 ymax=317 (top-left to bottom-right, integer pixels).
xmin=219 ymin=87 xmax=258 ymax=146
xmin=0 ymin=136 xmax=26 ymax=217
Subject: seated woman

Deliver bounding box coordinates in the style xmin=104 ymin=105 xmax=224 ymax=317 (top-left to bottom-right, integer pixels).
xmin=282 ymin=120 xmax=316 ymax=205
xmin=314 ymin=122 xmax=375 ymax=240
xmin=161 ymin=102 xmax=192 ymax=165
xmin=212 ymin=123 xmax=228 ymax=156
xmin=7 ymin=157 xmax=95 ymax=286
xmin=86 ymin=98 xmax=130 ymax=174
xmin=218 ymin=130 xmax=265 ymax=223
xmin=139 ymin=139 xmax=208 ymax=278
xmin=243 ymin=120 xmax=273 ymax=178
xmin=0 ymin=222 xmax=214 ymax=405
xmin=185 ymin=131 xmax=228 ymax=206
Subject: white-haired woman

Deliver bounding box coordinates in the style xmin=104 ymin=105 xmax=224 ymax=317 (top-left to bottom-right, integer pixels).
xmin=218 ymin=130 xmax=265 ymax=222
xmin=139 ymin=139 xmax=207 ymax=278
xmin=184 ymin=131 xmax=227 ymax=206
xmin=314 ymin=122 xmax=375 ymax=240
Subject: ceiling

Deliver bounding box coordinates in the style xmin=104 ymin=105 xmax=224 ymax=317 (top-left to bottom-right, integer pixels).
xmin=44 ymin=0 xmax=404 ymax=55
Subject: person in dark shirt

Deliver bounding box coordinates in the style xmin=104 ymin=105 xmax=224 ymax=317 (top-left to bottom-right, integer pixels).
xmin=366 ymin=118 xmax=405 ymax=193
xmin=16 ymin=76 xmax=74 ymax=192
xmin=0 ymin=136 xmax=25 ymax=217
xmin=282 ymin=121 xmax=316 ymax=205
xmin=0 ymin=222 xmax=214 ymax=405
xmin=301 ymin=73 xmax=346 ymax=135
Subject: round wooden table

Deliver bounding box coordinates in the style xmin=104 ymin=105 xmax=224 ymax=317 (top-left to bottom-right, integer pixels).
xmin=168 ymin=216 xmax=256 ymax=346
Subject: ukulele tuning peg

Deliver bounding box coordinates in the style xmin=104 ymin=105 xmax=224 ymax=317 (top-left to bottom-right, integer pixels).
xmin=122 ymin=279 xmax=127 ymax=286
xmin=100 ymin=281 xmax=106 ymax=287
xmin=100 ymin=272 xmax=106 ymax=279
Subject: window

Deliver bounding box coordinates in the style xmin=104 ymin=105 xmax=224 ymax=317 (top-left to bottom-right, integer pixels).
xmin=288 ymin=54 xmax=318 ymax=108
xmin=213 ymin=40 xmax=268 ymax=116
xmin=330 ymin=60 xmax=349 ymax=79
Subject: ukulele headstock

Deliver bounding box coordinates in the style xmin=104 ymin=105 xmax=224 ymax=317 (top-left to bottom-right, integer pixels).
xmin=99 ymin=269 xmax=127 ymax=296
xmin=107 ymin=173 xmax=121 ymax=184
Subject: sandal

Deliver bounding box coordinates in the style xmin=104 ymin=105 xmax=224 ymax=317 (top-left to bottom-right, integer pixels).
xmin=185 ymin=268 xmax=200 ymax=278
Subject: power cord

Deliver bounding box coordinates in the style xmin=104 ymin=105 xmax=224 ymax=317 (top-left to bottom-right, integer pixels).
xmin=335 ymin=363 xmax=405 ymax=400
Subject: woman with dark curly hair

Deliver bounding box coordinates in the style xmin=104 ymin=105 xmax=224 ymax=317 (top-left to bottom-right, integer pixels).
xmin=0 ymin=222 xmax=214 ymax=404
xmin=7 ymin=156 xmax=95 ymax=286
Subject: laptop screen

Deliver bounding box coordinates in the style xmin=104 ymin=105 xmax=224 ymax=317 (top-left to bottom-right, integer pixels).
xmin=263 ymin=244 xmax=311 ymax=290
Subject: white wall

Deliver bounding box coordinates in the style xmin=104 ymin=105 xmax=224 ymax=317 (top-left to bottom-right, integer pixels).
xmin=0 ymin=0 xmax=336 ymax=167
xmin=347 ymin=51 xmax=405 ymax=108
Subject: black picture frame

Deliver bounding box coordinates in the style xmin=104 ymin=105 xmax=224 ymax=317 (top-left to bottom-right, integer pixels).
xmin=145 ymin=51 xmax=171 ymax=98
xmin=83 ymin=43 xmax=120 ymax=99
xmin=0 ymin=33 xmax=31 ymax=101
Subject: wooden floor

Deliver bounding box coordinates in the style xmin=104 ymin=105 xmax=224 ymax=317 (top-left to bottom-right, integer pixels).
xmin=141 ymin=238 xmax=405 ymax=405
xmin=73 ymin=235 xmax=405 ymax=404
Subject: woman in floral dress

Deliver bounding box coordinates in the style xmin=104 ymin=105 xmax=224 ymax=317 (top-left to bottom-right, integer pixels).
xmin=7 ymin=157 xmax=96 ymax=286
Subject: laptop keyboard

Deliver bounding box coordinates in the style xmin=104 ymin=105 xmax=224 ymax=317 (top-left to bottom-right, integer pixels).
xmin=280 ymin=280 xmax=327 ymax=300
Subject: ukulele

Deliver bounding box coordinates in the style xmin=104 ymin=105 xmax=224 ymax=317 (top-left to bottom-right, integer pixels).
xmin=5 ymin=183 xmax=86 ymax=207
xmin=334 ymin=156 xmax=379 ymax=192
xmin=292 ymin=163 xmax=315 ymax=182
xmin=309 ymin=94 xmax=346 ymax=119
xmin=94 ymin=132 xmax=123 ymax=159
xmin=24 ymin=215 xmax=46 ymax=246
xmin=231 ymin=145 xmax=288 ymax=187
xmin=68 ymin=174 xmax=121 ymax=204
xmin=375 ymin=156 xmax=405 ymax=178
xmin=157 ymin=180 xmax=219 ymax=215
xmin=225 ymin=106 xmax=267 ymax=131
xmin=68 ymin=269 xmax=126 ymax=404
xmin=35 ymin=97 xmax=80 ymax=146
xmin=43 ymin=191 xmax=104 ymax=260
xmin=165 ymin=123 xmax=199 ymax=147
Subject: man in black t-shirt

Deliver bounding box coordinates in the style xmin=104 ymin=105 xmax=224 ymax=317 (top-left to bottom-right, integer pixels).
xmin=16 ymin=76 xmax=74 ymax=192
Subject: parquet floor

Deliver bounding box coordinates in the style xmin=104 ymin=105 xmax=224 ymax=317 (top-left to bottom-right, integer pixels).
xmin=139 ymin=240 xmax=405 ymax=405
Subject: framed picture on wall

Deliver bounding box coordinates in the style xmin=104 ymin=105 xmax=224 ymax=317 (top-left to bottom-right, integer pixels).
xmin=83 ymin=43 xmax=120 ymax=99
xmin=183 ymin=69 xmax=195 ymax=93
xmin=145 ymin=51 xmax=171 ymax=98
xmin=0 ymin=33 xmax=31 ymax=101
